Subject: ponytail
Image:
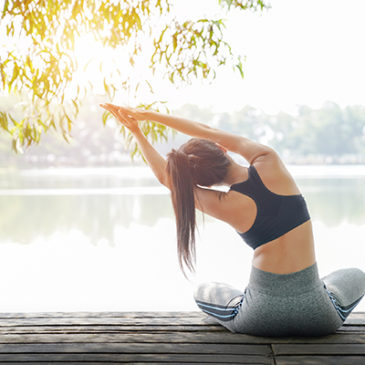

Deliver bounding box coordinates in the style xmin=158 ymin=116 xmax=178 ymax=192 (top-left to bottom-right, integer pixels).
xmin=167 ymin=149 xmax=196 ymax=276
xmin=167 ymin=138 xmax=230 ymax=277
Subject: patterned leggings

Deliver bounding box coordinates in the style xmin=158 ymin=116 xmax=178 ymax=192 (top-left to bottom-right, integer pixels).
xmin=194 ymin=263 xmax=365 ymax=336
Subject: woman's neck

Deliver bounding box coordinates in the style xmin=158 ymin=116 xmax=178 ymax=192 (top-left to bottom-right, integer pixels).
xmin=224 ymin=162 xmax=248 ymax=186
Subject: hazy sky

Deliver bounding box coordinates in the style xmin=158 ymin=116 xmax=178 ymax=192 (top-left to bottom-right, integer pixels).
xmin=165 ymin=0 xmax=365 ymax=113
xmin=2 ymin=0 xmax=364 ymax=114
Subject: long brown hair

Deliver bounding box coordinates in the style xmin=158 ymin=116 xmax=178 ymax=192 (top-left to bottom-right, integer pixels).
xmin=166 ymin=138 xmax=231 ymax=276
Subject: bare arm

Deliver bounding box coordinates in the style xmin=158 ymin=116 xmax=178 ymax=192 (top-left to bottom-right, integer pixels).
xmin=109 ymin=104 xmax=273 ymax=164
xmin=151 ymin=111 xmax=271 ymax=163
xmin=100 ymin=103 xmax=169 ymax=187
xmin=133 ymin=130 xmax=169 ymax=187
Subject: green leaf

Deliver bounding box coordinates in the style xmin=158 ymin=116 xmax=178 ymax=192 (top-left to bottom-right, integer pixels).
xmin=103 ymin=78 xmax=109 ymax=97
xmin=157 ymin=25 xmax=168 ymax=45
xmin=0 ymin=112 xmax=9 ymax=131
xmin=8 ymin=113 xmax=17 ymax=126
xmin=102 ymin=110 xmax=109 ymax=126
xmin=64 ymin=111 xmax=72 ymax=132
xmin=236 ymin=57 xmax=244 ymax=78
xmin=2 ymin=0 xmax=9 ymax=14
xmin=11 ymin=138 xmax=17 ymax=153
xmin=9 ymin=63 xmax=19 ymax=91
xmin=133 ymin=11 xmax=142 ymax=30
xmin=72 ymin=99 xmax=79 ymax=114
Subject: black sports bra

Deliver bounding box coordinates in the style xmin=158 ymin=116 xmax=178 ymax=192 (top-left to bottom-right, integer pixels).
xmin=229 ymin=165 xmax=310 ymax=250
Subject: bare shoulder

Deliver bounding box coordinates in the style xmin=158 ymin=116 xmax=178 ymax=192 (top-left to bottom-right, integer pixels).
xmin=252 ymin=150 xmax=302 ymax=195
xmin=193 ymin=185 xmax=252 ymax=230
xmin=193 ymin=186 xmax=231 ymax=216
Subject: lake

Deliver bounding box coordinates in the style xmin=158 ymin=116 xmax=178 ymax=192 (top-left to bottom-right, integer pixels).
xmin=0 ymin=165 xmax=364 ymax=312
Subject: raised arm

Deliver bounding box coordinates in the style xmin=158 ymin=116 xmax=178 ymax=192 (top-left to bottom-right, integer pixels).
xmin=108 ymin=104 xmax=272 ymax=165
xmin=100 ymin=103 xmax=169 ymax=188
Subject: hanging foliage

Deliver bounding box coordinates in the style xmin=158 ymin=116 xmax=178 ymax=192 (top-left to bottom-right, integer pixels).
xmin=0 ymin=0 xmax=269 ymax=153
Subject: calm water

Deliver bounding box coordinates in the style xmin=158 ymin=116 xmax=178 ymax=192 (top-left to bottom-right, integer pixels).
xmin=0 ymin=165 xmax=364 ymax=312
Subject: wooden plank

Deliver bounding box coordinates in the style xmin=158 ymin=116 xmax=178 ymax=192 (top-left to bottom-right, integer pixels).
xmin=0 ymin=353 xmax=274 ymax=363
xmin=0 ymin=325 xmax=362 ymax=336
xmin=0 ymin=325 xmax=225 ymax=332
xmin=343 ymin=312 xmax=365 ymax=324
xmin=276 ymin=356 xmax=365 ymax=365
xmin=0 ymin=325 xmax=224 ymax=333
xmin=0 ymin=322 xmax=361 ymax=332
xmin=0 ymin=310 xmax=362 ymax=321
xmin=0 ymin=311 xmax=358 ymax=319
xmin=0 ymin=312 xmax=362 ymax=332
xmin=0 ymin=363 xmax=263 ymax=365
xmin=0 ymin=317 xmax=218 ymax=326
xmin=0 ymin=311 xmax=208 ymax=319
xmin=0 ymin=311 xmax=363 ymax=365
xmin=0 ymin=324 xmax=361 ymax=334
xmin=0 ymin=316 xmax=362 ymax=332
xmin=272 ymin=344 xmax=365 ymax=355
xmin=342 ymin=316 xmax=365 ymax=326
xmin=337 ymin=326 xmax=365 ymax=332
xmin=0 ymin=360 xmax=262 ymax=365
xmin=1 ymin=333 xmax=365 ymax=345
xmin=0 ymin=343 xmax=272 ymax=355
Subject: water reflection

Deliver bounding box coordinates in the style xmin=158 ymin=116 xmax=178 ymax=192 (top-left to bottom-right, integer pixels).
xmin=0 ymin=166 xmax=364 ymax=312
xmin=300 ymin=177 xmax=365 ymax=227
xmin=0 ymin=193 xmax=174 ymax=246
xmin=1 ymin=168 xmax=365 ymax=246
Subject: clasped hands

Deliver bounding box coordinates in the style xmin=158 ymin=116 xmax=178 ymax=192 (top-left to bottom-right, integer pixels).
xmin=99 ymin=103 xmax=146 ymax=133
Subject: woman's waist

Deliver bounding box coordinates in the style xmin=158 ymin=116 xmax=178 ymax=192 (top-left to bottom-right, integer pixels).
xmin=248 ymin=262 xmax=322 ymax=296
xmin=252 ymin=220 xmax=315 ymax=273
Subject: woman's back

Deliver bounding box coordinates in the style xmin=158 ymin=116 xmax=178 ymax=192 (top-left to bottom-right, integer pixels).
xmin=225 ymin=153 xmax=316 ymax=273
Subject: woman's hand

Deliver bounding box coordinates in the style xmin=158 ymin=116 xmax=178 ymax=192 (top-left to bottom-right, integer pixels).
xmin=100 ymin=103 xmax=169 ymax=189
xmin=101 ymin=103 xmax=148 ymax=120
xmin=99 ymin=103 xmax=141 ymax=133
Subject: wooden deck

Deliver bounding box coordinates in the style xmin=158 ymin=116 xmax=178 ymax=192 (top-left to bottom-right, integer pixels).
xmin=0 ymin=311 xmax=364 ymax=364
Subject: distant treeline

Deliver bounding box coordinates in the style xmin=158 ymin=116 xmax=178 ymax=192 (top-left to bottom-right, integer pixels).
xmin=1 ymin=98 xmax=364 ymax=168
xmin=178 ymin=102 xmax=365 ymax=164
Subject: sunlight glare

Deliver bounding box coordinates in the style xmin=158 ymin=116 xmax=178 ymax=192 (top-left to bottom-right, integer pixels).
xmin=70 ymin=34 xmax=130 ymax=97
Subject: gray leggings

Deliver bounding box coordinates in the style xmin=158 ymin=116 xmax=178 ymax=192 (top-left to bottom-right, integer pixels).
xmin=194 ymin=263 xmax=365 ymax=336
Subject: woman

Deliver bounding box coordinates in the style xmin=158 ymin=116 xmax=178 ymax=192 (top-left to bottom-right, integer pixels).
xmin=100 ymin=102 xmax=365 ymax=337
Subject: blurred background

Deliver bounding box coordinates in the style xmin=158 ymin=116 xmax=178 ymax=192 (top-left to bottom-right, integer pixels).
xmin=0 ymin=0 xmax=364 ymax=312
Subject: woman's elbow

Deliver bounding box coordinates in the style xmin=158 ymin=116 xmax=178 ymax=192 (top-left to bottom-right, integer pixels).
xmin=250 ymin=145 xmax=279 ymax=164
